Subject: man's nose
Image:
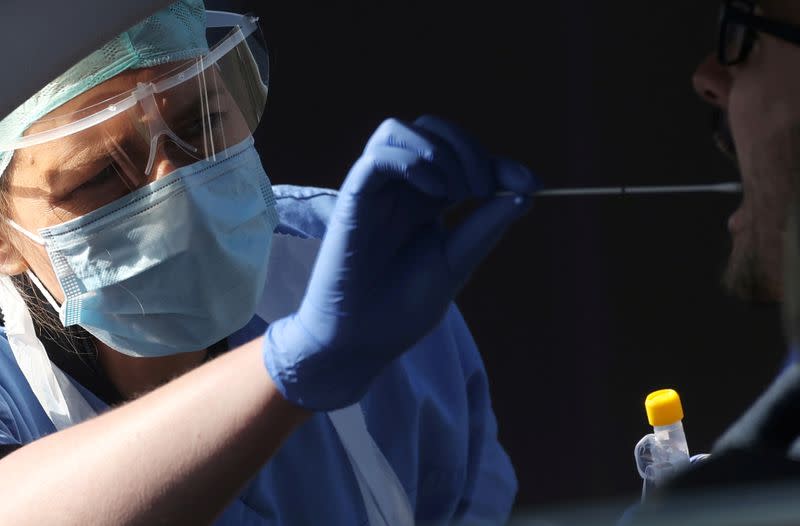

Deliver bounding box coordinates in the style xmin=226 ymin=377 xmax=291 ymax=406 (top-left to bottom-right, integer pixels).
xmin=692 ymin=52 xmax=732 ymax=108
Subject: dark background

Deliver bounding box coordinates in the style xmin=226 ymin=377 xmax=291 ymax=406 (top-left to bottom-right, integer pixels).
xmin=213 ymin=0 xmax=788 ymax=513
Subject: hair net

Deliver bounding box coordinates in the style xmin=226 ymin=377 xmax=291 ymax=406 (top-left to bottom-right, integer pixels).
xmin=0 ymin=0 xmax=209 ymax=177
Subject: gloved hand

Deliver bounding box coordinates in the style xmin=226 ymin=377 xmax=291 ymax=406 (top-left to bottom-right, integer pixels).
xmin=263 ymin=116 xmax=539 ymax=410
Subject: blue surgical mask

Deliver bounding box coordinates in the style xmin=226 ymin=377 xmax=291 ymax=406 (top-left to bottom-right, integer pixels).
xmin=9 ymin=138 xmax=279 ymax=357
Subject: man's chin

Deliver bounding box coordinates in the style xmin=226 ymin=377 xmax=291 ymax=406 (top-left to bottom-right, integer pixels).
xmin=722 ymin=256 xmax=780 ymax=304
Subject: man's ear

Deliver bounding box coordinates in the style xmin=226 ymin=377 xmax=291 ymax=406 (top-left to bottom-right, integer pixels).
xmin=0 ymin=234 xmax=28 ymax=276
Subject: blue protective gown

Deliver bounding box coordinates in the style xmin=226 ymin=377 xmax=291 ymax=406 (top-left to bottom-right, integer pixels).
xmin=0 ymin=184 xmax=517 ymax=525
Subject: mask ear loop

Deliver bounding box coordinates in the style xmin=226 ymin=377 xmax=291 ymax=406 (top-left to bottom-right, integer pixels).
xmin=7 ymin=219 xmax=45 ymax=245
xmin=4 ymin=221 xmax=65 ymax=312
xmin=25 ymin=269 xmax=61 ymax=313
xmin=136 ymin=83 xmax=201 ymax=176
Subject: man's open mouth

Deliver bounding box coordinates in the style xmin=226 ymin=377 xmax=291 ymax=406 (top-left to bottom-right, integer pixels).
xmin=713 ymin=110 xmax=738 ymax=163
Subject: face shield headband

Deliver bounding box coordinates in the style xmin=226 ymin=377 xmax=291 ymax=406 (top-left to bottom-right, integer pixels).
xmin=0 ymin=11 xmax=269 ymax=200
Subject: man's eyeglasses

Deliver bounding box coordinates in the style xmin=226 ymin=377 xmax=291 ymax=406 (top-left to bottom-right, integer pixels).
xmin=719 ymin=0 xmax=800 ymax=65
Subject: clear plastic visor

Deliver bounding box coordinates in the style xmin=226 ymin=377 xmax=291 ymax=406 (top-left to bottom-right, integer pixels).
xmin=1 ymin=13 xmax=268 ymax=214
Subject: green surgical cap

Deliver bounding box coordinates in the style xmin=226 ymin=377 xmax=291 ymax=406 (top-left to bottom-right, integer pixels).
xmin=0 ymin=0 xmax=209 ymax=177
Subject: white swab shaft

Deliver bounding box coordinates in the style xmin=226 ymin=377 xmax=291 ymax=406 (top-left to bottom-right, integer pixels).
xmin=497 ymin=182 xmax=742 ymax=197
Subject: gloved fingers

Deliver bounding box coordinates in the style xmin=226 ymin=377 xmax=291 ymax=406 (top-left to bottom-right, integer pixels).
xmin=356 ymin=184 xmax=446 ymax=271
xmin=493 ymin=157 xmax=541 ymax=195
xmin=362 ymin=118 xmax=468 ymax=201
xmin=690 ymin=453 xmax=711 ymax=465
xmin=444 ymin=194 xmax=531 ymax=290
xmin=413 ymin=115 xmax=494 ymax=199
xmin=342 ymin=145 xmax=456 ymax=200
xmin=381 ymin=184 xmax=446 ymax=242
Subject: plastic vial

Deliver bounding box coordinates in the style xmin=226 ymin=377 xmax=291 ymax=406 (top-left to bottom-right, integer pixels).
xmin=633 ymin=389 xmax=691 ymax=500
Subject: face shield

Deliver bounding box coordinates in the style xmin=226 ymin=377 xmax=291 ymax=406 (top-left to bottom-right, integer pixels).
xmin=0 ymin=8 xmax=280 ymax=361
xmin=0 ymin=5 xmax=280 ymax=431
xmin=0 ymin=11 xmax=268 ymax=214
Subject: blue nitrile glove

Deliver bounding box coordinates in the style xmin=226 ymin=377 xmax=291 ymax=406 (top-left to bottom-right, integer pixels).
xmin=263 ymin=116 xmax=539 ymax=410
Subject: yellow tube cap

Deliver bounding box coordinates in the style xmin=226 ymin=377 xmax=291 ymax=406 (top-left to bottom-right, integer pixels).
xmin=645 ymin=389 xmax=684 ymax=426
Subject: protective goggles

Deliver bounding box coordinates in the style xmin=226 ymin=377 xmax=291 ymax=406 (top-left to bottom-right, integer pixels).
xmin=0 ymin=11 xmax=268 ymax=211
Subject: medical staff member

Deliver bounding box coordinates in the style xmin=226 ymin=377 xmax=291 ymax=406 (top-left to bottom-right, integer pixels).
xmin=0 ymin=1 xmax=537 ymax=524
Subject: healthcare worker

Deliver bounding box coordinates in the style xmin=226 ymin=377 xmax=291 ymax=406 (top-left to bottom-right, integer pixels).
xmin=0 ymin=1 xmax=538 ymax=524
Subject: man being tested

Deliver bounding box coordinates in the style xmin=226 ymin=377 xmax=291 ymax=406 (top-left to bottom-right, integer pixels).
xmin=630 ymin=0 xmax=800 ymax=509
xmin=693 ymin=0 xmax=800 ymax=305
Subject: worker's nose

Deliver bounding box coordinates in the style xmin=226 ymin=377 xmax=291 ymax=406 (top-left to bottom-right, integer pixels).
xmin=149 ymin=143 xmax=179 ymax=181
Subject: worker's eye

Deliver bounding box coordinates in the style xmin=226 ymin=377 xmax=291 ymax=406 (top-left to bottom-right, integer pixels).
xmin=77 ymin=164 xmax=132 ymax=194
xmin=181 ymin=112 xmax=227 ymax=138
xmin=52 ymin=163 xmax=136 ymax=214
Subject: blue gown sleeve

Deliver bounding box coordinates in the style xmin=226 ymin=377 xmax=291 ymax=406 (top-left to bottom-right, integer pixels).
xmin=0 ymin=330 xmax=57 ymax=449
xmin=446 ymin=306 xmax=518 ymax=525
xmin=0 ymin=387 xmax=22 ymax=447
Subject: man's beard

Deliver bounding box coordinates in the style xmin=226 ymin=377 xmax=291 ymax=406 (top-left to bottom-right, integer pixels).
xmin=716 ymin=109 xmax=780 ymax=303
xmin=722 ymin=239 xmax=775 ymax=303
